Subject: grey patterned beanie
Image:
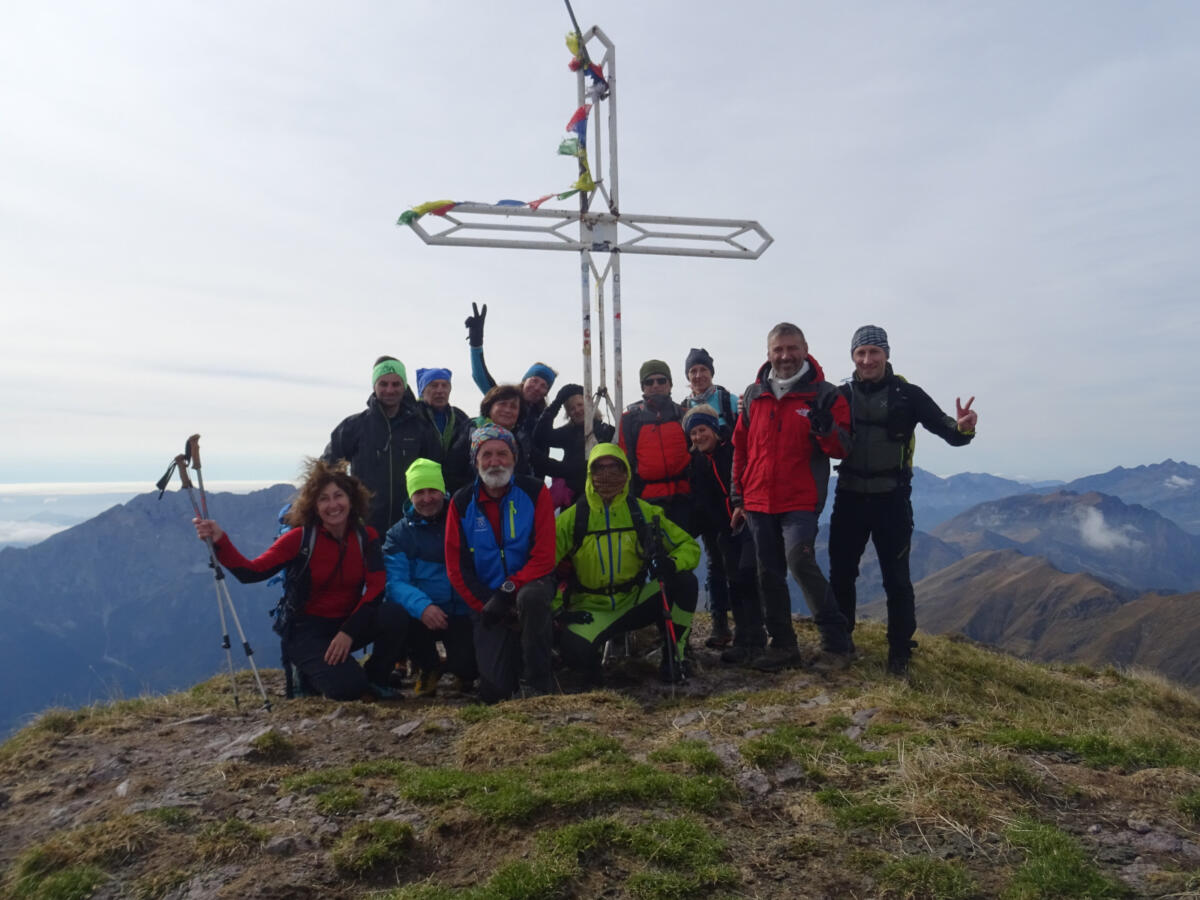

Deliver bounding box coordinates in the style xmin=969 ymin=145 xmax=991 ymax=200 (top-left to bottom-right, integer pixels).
xmin=850 ymin=325 xmax=889 ymax=358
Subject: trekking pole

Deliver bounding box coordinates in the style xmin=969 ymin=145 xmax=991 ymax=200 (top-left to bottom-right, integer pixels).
xmin=175 ymin=455 xmax=273 ymax=711
xmin=649 ymin=515 xmax=682 ymax=697
xmin=184 ymin=434 xmax=209 ymax=519
xmin=174 ymin=455 xmax=241 ymax=708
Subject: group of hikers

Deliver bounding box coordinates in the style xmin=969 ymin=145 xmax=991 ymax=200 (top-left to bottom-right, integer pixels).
xmin=192 ymin=309 xmax=978 ymax=703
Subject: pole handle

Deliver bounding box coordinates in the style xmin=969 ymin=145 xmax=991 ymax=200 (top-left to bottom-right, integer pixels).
xmin=174 ymin=454 xmax=194 ymax=490
xmin=186 ymin=434 xmax=202 ymax=470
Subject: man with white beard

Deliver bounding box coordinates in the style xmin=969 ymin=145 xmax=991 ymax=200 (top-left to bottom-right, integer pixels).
xmin=445 ymin=424 xmax=557 ymax=701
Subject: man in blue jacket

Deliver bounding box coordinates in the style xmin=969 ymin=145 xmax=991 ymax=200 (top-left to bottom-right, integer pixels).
xmin=383 ymin=458 xmax=476 ymax=696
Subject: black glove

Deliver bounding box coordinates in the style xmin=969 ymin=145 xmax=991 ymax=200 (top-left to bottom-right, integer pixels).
xmin=465 ymin=302 xmax=487 ymax=347
xmin=808 ymin=406 xmax=833 ymax=437
xmin=556 ymin=608 xmax=594 ymax=627
xmin=481 ymin=589 xmax=514 ymax=627
xmin=554 ymin=383 xmax=584 ymax=406
xmin=647 ymin=555 xmax=676 ymax=581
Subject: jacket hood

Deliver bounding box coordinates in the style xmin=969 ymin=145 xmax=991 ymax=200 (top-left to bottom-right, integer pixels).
xmin=584 ymin=442 xmax=631 ymax=508
xmin=754 ymin=354 xmax=827 ymax=390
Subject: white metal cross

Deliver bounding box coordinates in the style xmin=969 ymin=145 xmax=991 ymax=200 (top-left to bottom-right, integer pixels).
xmin=401 ymin=23 xmax=772 ymax=437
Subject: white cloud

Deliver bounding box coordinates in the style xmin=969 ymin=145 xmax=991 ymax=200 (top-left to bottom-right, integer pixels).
xmin=1075 ymin=507 xmax=1144 ymax=552
xmin=0 ymin=520 xmax=68 ymax=547
xmin=1165 ymin=475 xmax=1195 ymax=489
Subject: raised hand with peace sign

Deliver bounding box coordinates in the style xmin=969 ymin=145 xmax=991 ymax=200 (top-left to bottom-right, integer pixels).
xmin=956 ymin=396 xmax=977 ymax=433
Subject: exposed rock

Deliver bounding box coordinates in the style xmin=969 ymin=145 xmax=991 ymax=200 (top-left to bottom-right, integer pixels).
xmin=265 ymin=835 xmax=298 ymax=856
xmin=114 ymin=779 xmax=130 ymax=798
xmin=1126 ymin=817 xmax=1152 ymax=834
xmin=215 ymin=726 xmax=274 ymax=762
xmin=736 ymin=768 xmax=772 ymax=797
xmin=391 ymin=719 xmax=424 ymax=738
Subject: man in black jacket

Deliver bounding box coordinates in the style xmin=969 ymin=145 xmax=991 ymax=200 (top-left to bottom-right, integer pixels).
xmin=829 ymin=326 xmax=978 ymax=676
xmin=323 ymin=356 xmax=443 ymax=536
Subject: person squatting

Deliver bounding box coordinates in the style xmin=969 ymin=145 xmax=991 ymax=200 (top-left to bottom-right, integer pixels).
xmin=193 ymin=310 xmax=978 ymax=702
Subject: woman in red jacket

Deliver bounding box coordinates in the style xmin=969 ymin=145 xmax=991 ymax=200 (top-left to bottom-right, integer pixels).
xmin=193 ymin=459 xmax=407 ymax=700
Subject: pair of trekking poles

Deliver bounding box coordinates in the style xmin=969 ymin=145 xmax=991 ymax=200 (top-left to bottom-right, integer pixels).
xmin=156 ymin=435 xmax=271 ymax=711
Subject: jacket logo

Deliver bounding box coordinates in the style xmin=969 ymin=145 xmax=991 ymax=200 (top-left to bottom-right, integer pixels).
xmin=796 ymin=409 xmax=810 ymax=417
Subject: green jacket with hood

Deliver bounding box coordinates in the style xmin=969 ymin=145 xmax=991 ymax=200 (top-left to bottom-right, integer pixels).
xmin=555 ymin=443 xmax=699 ymax=611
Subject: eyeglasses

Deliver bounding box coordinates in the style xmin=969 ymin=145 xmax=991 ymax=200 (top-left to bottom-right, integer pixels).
xmin=642 ymin=376 xmax=669 ymax=386
xmin=591 ymin=462 xmax=625 ymax=473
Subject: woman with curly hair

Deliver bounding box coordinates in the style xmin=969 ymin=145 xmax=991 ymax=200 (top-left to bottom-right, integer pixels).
xmin=193 ymin=458 xmax=408 ymax=700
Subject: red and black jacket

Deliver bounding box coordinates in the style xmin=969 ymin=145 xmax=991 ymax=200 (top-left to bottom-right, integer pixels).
xmin=618 ymin=396 xmax=691 ymax=501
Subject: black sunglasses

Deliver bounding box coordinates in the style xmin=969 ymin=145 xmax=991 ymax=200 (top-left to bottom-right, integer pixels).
xmin=642 ymin=376 xmax=669 ymax=386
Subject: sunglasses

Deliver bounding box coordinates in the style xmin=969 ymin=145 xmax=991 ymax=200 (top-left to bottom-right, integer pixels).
xmin=642 ymin=376 xmax=669 ymax=386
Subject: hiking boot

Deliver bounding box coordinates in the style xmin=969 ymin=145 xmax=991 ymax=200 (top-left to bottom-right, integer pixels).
xmin=452 ymin=676 xmax=475 ymax=694
xmin=413 ymin=669 xmax=440 ymax=697
xmin=659 ymin=653 xmax=693 ymax=683
xmin=886 ymin=652 xmax=910 ymax=678
xmin=811 ymin=649 xmax=854 ymax=672
xmin=365 ymin=681 xmax=401 ymax=700
xmin=720 ymin=645 xmax=760 ymax=665
xmin=704 ymin=612 xmax=733 ymax=649
xmin=748 ymin=644 xmax=804 ymax=672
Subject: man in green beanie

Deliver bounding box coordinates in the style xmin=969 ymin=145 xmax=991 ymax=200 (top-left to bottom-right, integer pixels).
xmin=618 ymin=359 xmax=692 ymax=531
xmin=324 ymin=355 xmax=443 ymax=535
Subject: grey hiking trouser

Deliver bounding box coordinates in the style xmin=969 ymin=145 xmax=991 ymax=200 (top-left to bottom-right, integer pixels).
xmin=472 ymin=574 xmax=556 ymax=702
xmin=745 ymin=510 xmax=850 ymax=653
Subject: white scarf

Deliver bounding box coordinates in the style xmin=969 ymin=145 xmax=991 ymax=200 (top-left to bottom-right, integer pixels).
xmin=769 ymin=360 xmax=809 ymax=399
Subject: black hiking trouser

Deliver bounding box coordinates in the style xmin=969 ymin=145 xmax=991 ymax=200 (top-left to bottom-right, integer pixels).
xmin=407 ymin=613 xmax=478 ymax=682
xmin=557 ymin=569 xmax=699 ymax=675
xmin=700 ymin=531 xmax=730 ymax=616
xmin=284 ymin=603 xmax=409 ymax=701
xmin=714 ymin=527 xmax=765 ymax=648
xmin=745 ymin=510 xmax=851 ymax=653
xmin=828 ymin=486 xmax=915 ymax=658
xmin=472 ymin=575 xmax=556 ymax=702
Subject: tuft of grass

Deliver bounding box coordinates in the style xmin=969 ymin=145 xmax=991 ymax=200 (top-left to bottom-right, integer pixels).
xmin=10 ymin=864 xmax=108 ymax=900
xmin=331 ymin=820 xmax=415 ymax=875
xmin=740 ymin=723 xmax=891 ymax=771
xmin=1176 ymin=789 xmax=1200 ymax=824
xmin=248 ymin=727 xmax=296 ymax=762
xmin=647 ymin=739 xmax=724 ymax=774
xmin=316 ymin=786 xmax=364 ymax=816
xmin=815 ymin=789 xmax=901 ymax=830
xmin=1002 ymin=818 xmax=1127 ymax=899
xmin=195 ymin=817 xmax=268 ymax=861
xmin=140 ymin=806 xmax=194 ymax=828
xmin=740 ymin=724 xmax=817 ymax=768
xmin=987 ymin=728 xmax=1199 ymax=770
xmin=876 ymin=855 xmax=976 ymax=900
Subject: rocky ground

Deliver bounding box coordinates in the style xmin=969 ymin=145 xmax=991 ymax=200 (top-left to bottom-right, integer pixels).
xmin=3 ymin=618 xmax=1200 ymax=899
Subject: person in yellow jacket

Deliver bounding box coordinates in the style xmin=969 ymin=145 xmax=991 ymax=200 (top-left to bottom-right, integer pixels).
xmin=554 ymin=443 xmax=700 ymax=683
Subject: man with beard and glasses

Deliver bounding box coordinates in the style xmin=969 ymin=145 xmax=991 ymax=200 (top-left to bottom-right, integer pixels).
xmin=445 ymin=424 xmax=557 ymax=701
xmin=618 ymin=360 xmax=692 ymax=532
xmin=553 ymin=444 xmax=700 ymax=685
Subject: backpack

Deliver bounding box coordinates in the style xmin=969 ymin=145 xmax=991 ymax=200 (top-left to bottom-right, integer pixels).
xmin=269 ymin=523 xmax=365 ymax=637
xmin=563 ymin=493 xmax=660 ymax=598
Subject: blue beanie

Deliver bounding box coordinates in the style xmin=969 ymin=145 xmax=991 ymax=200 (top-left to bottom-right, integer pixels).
xmin=522 ymin=362 xmax=557 ymax=388
xmin=416 ymin=367 xmax=452 ymax=395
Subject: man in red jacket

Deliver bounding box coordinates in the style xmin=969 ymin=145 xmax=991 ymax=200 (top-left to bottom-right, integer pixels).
xmin=731 ymin=323 xmax=853 ymax=671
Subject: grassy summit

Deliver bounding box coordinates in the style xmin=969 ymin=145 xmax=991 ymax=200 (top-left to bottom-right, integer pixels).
xmin=2 ymin=619 xmax=1199 ymax=899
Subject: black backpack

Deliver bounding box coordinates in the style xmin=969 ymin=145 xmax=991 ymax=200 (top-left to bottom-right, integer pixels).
xmin=563 ymin=493 xmax=657 ymax=598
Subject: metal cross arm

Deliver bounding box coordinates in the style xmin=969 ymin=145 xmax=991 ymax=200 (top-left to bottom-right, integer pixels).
xmin=405 ymin=204 xmax=773 ymax=259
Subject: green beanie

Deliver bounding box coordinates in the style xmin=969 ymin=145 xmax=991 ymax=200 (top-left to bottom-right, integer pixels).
xmin=639 ymin=359 xmax=672 ymax=384
xmin=405 ymin=458 xmax=445 ymax=496
xmin=372 ymin=358 xmax=407 ymax=386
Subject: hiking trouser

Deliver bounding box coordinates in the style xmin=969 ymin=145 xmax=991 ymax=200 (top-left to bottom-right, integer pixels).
xmin=714 ymin=527 xmax=765 ymax=648
xmin=700 ymin=531 xmax=730 ymax=616
xmin=745 ymin=510 xmax=850 ymax=653
xmin=828 ymin=487 xmax=915 ymax=656
xmin=558 ymin=570 xmax=698 ymax=673
xmin=472 ymin=575 xmax=556 ymax=702
xmin=285 ymin=604 xmax=408 ymax=701
xmin=407 ymin=613 xmax=478 ymax=682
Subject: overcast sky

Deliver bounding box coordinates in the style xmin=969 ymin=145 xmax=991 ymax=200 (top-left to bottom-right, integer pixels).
xmin=3 ymin=1 xmax=1198 ymax=490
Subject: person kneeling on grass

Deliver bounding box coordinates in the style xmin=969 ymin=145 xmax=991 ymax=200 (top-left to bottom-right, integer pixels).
xmin=193 ymin=458 xmax=407 ymax=701
xmin=383 ymin=458 xmax=477 ymax=697
xmin=553 ymin=443 xmax=700 ymax=685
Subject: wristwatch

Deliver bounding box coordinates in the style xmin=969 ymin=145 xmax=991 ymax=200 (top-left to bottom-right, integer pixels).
xmin=500 ymin=580 xmax=517 ymax=595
